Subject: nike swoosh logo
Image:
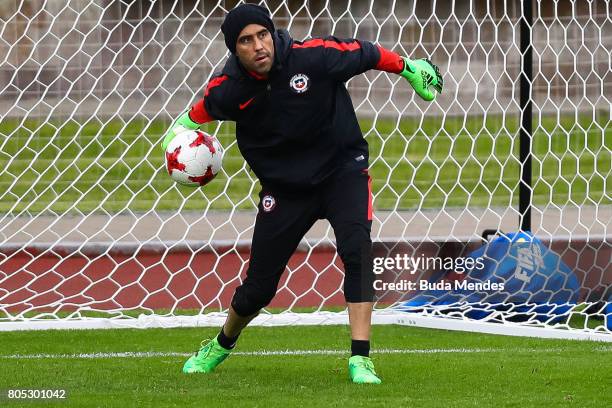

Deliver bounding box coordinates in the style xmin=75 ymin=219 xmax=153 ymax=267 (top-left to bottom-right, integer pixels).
xmin=239 ymin=97 xmax=255 ymax=110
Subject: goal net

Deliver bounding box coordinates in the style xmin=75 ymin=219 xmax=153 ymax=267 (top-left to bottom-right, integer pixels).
xmin=0 ymin=0 xmax=610 ymax=340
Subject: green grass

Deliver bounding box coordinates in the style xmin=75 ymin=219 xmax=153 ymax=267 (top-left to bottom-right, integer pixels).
xmin=0 ymin=114 xmax=609 ymax=213
xmin=0 ymin=325 xmax=610 ymax=407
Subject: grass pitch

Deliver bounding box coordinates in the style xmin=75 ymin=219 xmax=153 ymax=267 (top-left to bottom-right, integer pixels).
xmin=1 ymin=114 xmax=609 ymax=213
xmin=1 ymin=325 xmax=610 ymax=407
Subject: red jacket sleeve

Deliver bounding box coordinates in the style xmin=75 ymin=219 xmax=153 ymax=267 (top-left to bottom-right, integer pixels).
xmin=189 ymin=74 xmax=233 ymax=124
xmin=189 ymin=99 xmax=213 ymax=124
xmin=375 ymin=45 xmax=404 ymax=74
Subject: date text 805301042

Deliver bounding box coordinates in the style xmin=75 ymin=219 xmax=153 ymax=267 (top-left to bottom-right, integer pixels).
xmin=5 ymin=389 xmax=67 ymax=400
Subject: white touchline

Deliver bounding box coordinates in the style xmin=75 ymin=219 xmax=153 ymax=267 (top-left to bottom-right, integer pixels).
xmin=1 ymin=347 xmax=609 ymax=359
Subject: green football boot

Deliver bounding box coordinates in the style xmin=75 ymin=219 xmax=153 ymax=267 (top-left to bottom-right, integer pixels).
xmin=182 ymin=337 xmax=232 ymax=374
xmin=348 ymin=355 xmax=382 ymax=384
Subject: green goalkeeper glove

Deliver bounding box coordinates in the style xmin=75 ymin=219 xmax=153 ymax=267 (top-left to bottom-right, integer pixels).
xmin=161 ymin=111 xmax=200 ymax=151
xmin=400 ymin=57 xmax=443 ymax=102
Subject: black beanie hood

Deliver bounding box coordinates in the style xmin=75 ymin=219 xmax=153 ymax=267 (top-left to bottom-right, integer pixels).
xmin=221 ymin=4 xmax=276 ymax=54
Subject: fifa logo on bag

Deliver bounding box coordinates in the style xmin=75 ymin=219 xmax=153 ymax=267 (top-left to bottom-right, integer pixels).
xmin=514 ymin=244 xmax=544 ymax=283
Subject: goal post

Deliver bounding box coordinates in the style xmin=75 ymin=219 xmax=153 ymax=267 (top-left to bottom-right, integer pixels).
xmin=0 ymin=0 xmax=610 ymax=340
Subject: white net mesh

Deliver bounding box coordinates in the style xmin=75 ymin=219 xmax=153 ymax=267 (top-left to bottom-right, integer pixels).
xmin=0 ymin=0 xmax=609 ymax=336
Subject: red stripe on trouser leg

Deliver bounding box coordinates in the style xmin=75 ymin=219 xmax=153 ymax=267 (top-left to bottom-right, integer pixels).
xmin=367 ymin=175 xmax=372 ymax=221
xmin=363 ymin=169 xmax=372 ymax=221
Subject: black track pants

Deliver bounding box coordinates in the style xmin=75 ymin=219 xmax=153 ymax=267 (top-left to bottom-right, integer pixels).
xmin=231 ymin=165 xmax=375 ymax=317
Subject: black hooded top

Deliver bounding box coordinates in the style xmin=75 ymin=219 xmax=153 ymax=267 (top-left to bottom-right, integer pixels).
xmin=198 ymin=29 xmax=383 ymax=191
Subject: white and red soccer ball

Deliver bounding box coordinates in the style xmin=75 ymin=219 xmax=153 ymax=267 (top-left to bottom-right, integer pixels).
xmin=164 ymin=129 xmax=224 ymax=187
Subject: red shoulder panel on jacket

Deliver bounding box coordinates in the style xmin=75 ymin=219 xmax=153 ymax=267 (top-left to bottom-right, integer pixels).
xmin=204 ymin=75 xmax=229 ymax=97
xmin=292 ymin=38 xmax=361 ymax=52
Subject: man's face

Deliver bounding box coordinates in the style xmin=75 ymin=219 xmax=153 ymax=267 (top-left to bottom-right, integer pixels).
xmin=235 ymin=24 xmax=274 ymax=76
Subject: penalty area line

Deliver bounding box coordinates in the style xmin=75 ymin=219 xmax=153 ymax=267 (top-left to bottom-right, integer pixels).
xmin=1 ymin=347 xmax=608 ymax=359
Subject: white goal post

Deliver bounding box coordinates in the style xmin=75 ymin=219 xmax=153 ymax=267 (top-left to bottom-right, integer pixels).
xmin=0 ymin=0 xmax=610 ymax=341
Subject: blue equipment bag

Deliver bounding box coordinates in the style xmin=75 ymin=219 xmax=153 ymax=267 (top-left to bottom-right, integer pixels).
xmin=404 ymin=231 xmax=580 ymax=322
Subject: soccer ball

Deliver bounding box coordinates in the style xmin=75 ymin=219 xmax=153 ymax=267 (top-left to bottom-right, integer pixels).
xmin=164 ymin=128 xmax=224 ymax=187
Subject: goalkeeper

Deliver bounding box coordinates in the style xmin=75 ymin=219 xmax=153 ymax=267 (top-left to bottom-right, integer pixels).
xmin=162 ymin=4 xmax=443 ymax=384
